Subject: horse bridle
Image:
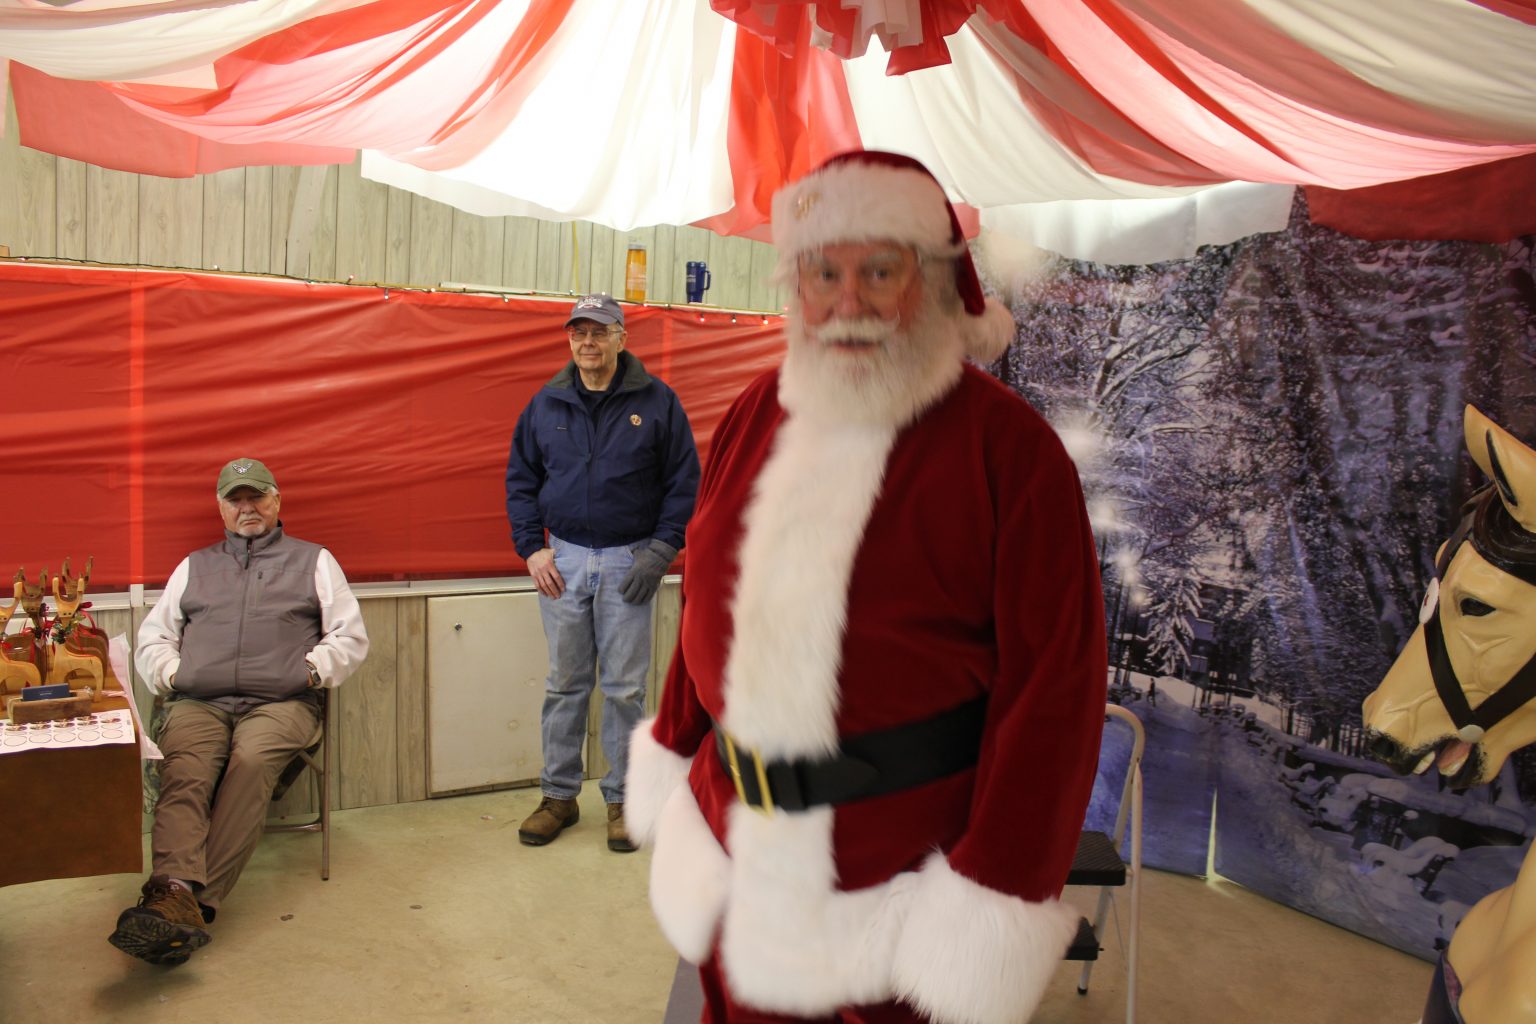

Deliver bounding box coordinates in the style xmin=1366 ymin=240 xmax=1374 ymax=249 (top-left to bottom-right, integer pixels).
xmin=1423 ymin=485 xmax=1536 ymax=744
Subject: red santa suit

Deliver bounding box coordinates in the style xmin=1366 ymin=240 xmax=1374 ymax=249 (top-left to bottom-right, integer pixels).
xmin=627 ymin=151 xmax=1108 ymax=1024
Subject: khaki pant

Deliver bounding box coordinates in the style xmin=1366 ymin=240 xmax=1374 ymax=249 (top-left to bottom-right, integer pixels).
xmin=151 ymin=698 xmax=319 ymax=911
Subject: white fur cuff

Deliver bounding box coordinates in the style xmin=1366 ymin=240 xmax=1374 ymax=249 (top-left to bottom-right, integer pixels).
xmin=890 ymin=853 xmax=1078 ymax=1024
xmin=624 ymin=719 xmax=693 ymax=847
xmin=650 ymin=786 xmax=731 ymax=962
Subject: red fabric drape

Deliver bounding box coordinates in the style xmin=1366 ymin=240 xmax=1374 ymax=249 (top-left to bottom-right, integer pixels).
xmin=693 ymin=18 xmax=862 ymax=239
xmin=0 ymin=263 xmax=784 ymax=587
xmin=1305 ymin=153 xmax=1536 ymax=244
xmin=8 ymin=64 xmax=352 ymax=178
xmin=9 ymin=0 xmax=576 ymax=179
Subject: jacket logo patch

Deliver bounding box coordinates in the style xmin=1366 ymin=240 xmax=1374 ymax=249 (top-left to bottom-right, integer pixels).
xmin=630 ymin=414 xmax=642 ymax=427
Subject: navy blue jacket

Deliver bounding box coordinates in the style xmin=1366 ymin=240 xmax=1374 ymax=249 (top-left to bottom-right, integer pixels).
xmin=505 ymin=351 xmax=700 ymax=559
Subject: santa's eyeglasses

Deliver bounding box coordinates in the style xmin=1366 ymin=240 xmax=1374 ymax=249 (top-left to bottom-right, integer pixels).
xmin=797 ymin=248 xmax=920 ymax=302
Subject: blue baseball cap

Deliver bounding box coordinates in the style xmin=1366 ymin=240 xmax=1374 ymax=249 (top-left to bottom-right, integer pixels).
xmin=565 ymin=293 xmax=624 ymax=328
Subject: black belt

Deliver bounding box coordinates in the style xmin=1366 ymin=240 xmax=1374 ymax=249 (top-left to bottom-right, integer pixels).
xmin=713 ymin=697 xmax=987 ymax=813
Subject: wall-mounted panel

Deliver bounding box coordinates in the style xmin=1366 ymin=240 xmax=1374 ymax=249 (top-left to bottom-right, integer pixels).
xmin=426 ymin=592 xmax=547 ymax=795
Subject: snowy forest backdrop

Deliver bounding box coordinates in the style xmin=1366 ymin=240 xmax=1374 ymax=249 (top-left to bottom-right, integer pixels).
xmin=986 ymin=194 xmax=1536 ymax=960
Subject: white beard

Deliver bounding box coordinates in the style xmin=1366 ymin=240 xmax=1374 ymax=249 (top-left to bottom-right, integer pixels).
xmin=778 ymin=301 xmax=964 ymax=429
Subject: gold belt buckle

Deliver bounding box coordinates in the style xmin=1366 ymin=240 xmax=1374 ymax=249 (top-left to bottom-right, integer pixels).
xmin=722 ymin=733 xmax=775 ymax=816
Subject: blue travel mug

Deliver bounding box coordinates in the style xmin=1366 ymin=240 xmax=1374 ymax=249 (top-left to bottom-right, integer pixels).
xmin=685 ymin=261 xmax=712 ymax=303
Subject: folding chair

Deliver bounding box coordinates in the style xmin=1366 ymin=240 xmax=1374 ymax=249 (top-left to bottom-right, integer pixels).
xmin=1063 ymin=702 xmax=1144 ymax=1024
xmin=265 ymin=690 xmax=332 ymax=880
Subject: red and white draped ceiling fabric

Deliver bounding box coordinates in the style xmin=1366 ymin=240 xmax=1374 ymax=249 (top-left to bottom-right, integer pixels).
xmin=3 ymin=0 xmax=1535 ymax=260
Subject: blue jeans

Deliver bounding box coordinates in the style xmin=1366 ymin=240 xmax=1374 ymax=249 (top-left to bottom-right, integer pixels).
xmin=537 ymin=537 xmax=654 ymax=803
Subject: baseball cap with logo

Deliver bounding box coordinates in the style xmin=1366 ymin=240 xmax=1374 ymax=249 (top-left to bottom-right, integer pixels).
xmin=565 ymin=293 xmax=624 ymax=329
xmin=216 ymin=458 xmax=279 ymax=498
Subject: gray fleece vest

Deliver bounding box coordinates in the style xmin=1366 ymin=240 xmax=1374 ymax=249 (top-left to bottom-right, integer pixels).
xmin=175 ymin=526 xmax=323 ymax=710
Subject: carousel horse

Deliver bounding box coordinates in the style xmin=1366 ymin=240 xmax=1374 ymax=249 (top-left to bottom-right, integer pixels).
xmin=48 ymin=556 xmax=106 ymax=697
xmin=1362 ymin=405 xmax=1536 ymax=1024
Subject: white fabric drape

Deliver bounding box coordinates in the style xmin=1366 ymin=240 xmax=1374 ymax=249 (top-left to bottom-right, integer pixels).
xmin=0 ymin=0 xmax=358 ymax=80
xmin=366 ymin=0 xmax=738 ymax=230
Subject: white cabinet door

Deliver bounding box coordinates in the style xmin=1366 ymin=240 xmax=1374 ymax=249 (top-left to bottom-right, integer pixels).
xmin=426 ymin=593 xmax=547 ymax=795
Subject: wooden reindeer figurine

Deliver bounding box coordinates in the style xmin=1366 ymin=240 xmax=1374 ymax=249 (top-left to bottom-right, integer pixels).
xmin=48 ymin=556 xmax=106 ymax=698
xmin=1363 ymin=405 xmax=1536 ymax=1024
xmin=0 ymin=582 xmax=41 ymax=696
xmin=2 ymin=569 xmax=49 ymax=694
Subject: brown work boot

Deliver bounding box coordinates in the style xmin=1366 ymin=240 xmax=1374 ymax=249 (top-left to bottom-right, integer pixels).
xmin=519 ymin=795 xmax=580 ymax=845
xmin=107 ymin=876 xmax=212 ymax=965
xmin=607 ymin=802 xmax=637 ymax=853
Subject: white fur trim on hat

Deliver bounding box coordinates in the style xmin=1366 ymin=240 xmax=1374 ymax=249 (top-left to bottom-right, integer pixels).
xmin=772 ymin=160 xmax=961 ymax=265
xmin=890 ymin=853 xmax=1079 ymax=1024
xmin=963 ymin=297 xmax=1017 ymax=363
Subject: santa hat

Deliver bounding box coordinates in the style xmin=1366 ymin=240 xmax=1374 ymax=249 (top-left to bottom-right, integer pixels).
xmin=771 ymin=150 xmax=1016 ymax=362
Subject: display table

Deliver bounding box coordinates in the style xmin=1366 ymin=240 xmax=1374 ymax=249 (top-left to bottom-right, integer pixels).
xmin=0 ymin=693 xmax=143 ymax=888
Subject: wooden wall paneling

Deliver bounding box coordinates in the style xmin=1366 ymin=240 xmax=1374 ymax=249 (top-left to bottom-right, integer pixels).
xmin=587 ymin=223 xmax=615 ymax=299
xmin=652 ymin=224 xmax=680 ymax=304
xmin=308 ymin=165 xmax=340 ymax=282
xmin=138 ymin=175 xmax=203 ymax=270
xmin=532 ymin=219 xmax=565 ymax=295
xmin=335 ymin=158 xmax=391 ymax=285
xmin=346 ymin=175 xmax=388 ymax=285
xmin=450 ymin=206 xmax=506 ymax=290
xmin=748 ymin=242 xmax=783 ymax=313
xmin=281 ymin=165 xmax=326 ymax=278
xmin=337 ymin=599 xmax=400 ymax=809
xmin=0 ymin=97 xmax=21 ymax=253
xmin=1 ymin=96 xmax=57 ymax=258
xmin=709 ymin=233 xmax=756 ymax=310
xmin=396 ymin=596 xmax=428 ymax=802
xmin=406 ymin=193 xmax=454 ymax=288
xmin=242 ymin=167 xmax=274 ymax=275
xmin=55 ymin=159 xmax=87 ymax=261
xmin=86 ymin=165 xmax=138 ymax=265
xmin=555 ymin=219 xmax=595 ymax=296
xmin=502 ymin=215 xmax=541 ymax=292
xmin=201 ymin=168 xmax=247 ymax=273
xmin=267 ymin=167 xmax=298 ymax=275
xmin=384 ymin=186 xmax=413 ymax=286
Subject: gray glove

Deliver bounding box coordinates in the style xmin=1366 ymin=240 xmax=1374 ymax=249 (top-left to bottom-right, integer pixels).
xmin=619 ymin=540 xmax=678 ymax=604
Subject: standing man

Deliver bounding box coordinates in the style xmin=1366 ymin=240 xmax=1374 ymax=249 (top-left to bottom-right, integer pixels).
xmin=506 ymin=294 xmax=699 ymax=852
xmin=113 ymin=458 xmax=369 ymax=965
xmin=625 ymin=152 xmax=1108 ymax=1023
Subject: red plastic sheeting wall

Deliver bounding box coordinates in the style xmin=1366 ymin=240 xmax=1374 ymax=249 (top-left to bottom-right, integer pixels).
xmin=0 ymin=263 xmax=785 ymax=587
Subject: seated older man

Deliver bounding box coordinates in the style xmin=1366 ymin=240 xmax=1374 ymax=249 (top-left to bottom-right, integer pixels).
xmin=109 ymin=458 xmax=369 ymax=965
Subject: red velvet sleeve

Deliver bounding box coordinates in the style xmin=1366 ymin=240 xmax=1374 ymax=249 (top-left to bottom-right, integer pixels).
xmin=947 ymin=416 xmax=1109 ymax=902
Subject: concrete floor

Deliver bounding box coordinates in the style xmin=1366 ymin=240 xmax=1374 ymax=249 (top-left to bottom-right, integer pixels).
xmin=3 ymin=787 xmax=1435 ymax=1023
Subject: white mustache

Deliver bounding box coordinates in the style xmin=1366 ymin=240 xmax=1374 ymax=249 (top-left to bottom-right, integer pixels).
xmin=809 ymin=315 xmax=899 ymax=345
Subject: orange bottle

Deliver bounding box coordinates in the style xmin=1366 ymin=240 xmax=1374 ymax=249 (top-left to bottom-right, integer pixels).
xmin=624 ymin=243 xmax=647 ymax=303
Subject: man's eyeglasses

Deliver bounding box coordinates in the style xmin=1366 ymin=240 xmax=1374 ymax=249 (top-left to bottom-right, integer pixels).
xmin=567 ymin=325 xmax=618 ymax=341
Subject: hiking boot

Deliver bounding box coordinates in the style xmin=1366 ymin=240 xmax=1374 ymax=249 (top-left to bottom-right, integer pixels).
xmin=607 ymin=803 xmax=637 ymax=853
xmin=108 ymin=876 xmax=212 ymax=965
xmin=519 ymin=796 xmax=580 ymax=845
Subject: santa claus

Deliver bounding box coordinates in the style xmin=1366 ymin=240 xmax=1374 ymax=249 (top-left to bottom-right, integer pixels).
xmin=626 ymin=151 xmax=1108 ymax=1023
